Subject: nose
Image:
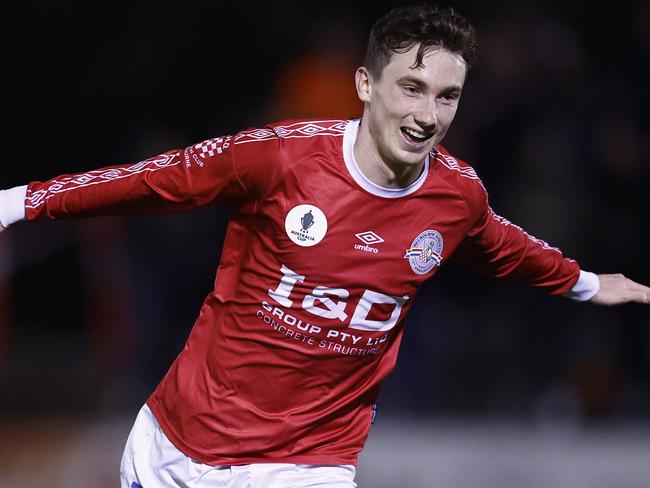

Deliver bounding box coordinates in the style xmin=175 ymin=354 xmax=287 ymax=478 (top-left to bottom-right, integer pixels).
xmin=414 ymin=97 xmax=437 ymax=130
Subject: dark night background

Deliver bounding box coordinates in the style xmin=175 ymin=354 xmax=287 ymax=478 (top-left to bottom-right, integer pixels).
xmin=1 ymin=1 xmax=649 ymax=486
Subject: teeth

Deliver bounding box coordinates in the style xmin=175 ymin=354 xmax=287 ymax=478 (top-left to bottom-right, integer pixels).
xmin=403 ymin=128 xmax=430 ymax=141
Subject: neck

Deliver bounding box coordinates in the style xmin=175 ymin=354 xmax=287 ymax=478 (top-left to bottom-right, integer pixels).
xmin=353 ymin=119 xmax=425 ymax=189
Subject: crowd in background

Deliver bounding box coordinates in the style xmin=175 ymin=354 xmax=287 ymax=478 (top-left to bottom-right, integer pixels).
xmin=2 ymin=1 xmax=649 ymax=426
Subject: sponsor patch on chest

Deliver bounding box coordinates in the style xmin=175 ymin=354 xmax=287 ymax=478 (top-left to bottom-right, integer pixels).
xmin=404 ymin=229 xmax=444 ymax=274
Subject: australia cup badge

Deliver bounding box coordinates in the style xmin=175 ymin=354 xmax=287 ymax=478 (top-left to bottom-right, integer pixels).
xmin=285 ymin=204 xmax=327 ymax=247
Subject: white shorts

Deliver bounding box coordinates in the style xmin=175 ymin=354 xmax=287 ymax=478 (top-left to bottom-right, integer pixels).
xmin=120 ymin=404 xmax=357 ymax=488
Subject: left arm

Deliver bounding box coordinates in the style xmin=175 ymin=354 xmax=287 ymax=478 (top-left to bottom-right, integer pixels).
xmin=434 ymin=149 xmax=649 ymax=306
xmin=453 ymin=202 xmax=582 ymax=296
xmin=454 ymin=200 xmax=650 ymax=306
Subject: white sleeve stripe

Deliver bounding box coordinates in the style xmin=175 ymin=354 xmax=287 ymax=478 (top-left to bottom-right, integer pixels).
xmin=234 ymin=120 xmax=348 ymax=145
xmin=25 ymin=153 xmax=180 ymax=210
xmin=490 ymin=211 xmax=562 ymax=254
xmin=0 ymin=185 xmax=28 ymax=227
xmin=565 ymin=270 xmax=600 ymax=302
xmin=434 ymin=153 xmax=479 ymax=179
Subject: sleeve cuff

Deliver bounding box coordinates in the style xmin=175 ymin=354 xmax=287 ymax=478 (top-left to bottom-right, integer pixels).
xmin=564 ymin=270 xmax=600 ymax=302
xmin=0 ymin=185 xmax=28 ymax=228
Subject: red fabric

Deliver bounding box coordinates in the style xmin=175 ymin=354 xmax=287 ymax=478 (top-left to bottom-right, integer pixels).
xmin=25 ymin=119 xmax=579 ymax=465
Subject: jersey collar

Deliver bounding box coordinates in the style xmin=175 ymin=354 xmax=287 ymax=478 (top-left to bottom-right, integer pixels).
xmin=342 ymin=119 xmax=429 ymax=199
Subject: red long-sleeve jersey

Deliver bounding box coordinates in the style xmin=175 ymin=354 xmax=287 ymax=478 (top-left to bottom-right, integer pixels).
xmin=25 ymin=119 xmax=579 ymax=465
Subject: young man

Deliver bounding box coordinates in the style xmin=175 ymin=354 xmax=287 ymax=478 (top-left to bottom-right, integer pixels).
xmin=0 ymin=5 xmax=648 ymax=488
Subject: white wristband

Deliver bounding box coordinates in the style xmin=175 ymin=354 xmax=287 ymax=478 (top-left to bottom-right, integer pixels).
xmin=564 ymin=270 xmax=600 ymax=302
xmin=0 ymin=185 xmax=28 ymax=228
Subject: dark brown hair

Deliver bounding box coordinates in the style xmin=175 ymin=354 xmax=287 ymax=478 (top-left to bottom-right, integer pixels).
xmin=364 ymin=5 xmax=478 ymax=79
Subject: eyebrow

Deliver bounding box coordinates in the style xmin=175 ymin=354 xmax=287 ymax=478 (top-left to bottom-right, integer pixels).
xmin=397 ymin=75 xmax=463 ymax=94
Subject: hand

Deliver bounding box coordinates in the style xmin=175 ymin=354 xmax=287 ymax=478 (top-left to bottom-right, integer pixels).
xmin=590 ymin=274 xmax=650 ymax=305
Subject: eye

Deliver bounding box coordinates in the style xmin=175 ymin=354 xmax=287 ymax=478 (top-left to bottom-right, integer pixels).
xmin=401 ymin=85 xmax=420 ymax=96
xmin=439 ymin=92 xmax=460 ymax=103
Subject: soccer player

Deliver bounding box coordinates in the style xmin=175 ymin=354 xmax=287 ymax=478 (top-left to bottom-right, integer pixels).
xmin=1 ymin=5 xmax=648 ymax=488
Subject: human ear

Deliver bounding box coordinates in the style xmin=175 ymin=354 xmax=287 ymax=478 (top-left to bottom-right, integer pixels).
xmin=355 ymin=67 xmax=372 ymax=103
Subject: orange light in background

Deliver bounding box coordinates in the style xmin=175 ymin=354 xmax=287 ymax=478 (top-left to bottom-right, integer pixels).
xmin=270 ymin=52 xmax=363 ymax=120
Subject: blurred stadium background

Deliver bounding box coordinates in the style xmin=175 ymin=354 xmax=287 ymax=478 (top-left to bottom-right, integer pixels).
xmin=2 ymin=1 xmax=649 ymax=486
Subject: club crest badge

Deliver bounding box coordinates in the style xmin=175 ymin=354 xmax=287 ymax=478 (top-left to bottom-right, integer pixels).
xmin=285 ymin=204 xmax=328 ymax=247
xmin=404 ymin=229 xmax=444 ymax=274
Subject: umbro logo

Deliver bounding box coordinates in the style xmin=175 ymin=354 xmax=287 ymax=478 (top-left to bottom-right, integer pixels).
xmin=355 ymin=231 xmax=384 ymax=245
xmin=354 ymin=231 xmax=384 ymax=254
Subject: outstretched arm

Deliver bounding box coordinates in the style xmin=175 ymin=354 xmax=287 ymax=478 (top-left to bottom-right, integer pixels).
xmin=591 ymin=274 xmax=650 ymax=305
xmin=0 ymin=134 xmax=249 ymax=230
xmin=450 ymin=187 xmax=649 ymax=306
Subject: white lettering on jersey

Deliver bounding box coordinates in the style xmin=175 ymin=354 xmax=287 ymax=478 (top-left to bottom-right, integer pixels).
xmin=349 ymin=290 xmax=409 ymax=332
xmin=268 ymin=264 xmax=409 ymax=333
xmin=354 ymin=243 xmax=379 ymax=253
xmin=302 ymin=286 xmax=349 ymax=322
xmin=267 ymin=264 xmax=305 ymax=307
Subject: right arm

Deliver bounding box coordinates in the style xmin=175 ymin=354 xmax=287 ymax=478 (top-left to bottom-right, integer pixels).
xmin=0 ymin=134 xmax=250 ymax=229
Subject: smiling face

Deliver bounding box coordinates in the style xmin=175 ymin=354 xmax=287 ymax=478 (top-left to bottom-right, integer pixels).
xmin=354 ymin=45 xmax=467 ymax=187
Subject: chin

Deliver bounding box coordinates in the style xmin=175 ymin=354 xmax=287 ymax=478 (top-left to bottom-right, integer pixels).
xmin=395 ymin=151 xmax=427 ymax=168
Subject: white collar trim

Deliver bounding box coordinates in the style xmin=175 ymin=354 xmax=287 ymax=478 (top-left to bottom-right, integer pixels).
xmin=342 ymin=119 xmax=428 ymax=198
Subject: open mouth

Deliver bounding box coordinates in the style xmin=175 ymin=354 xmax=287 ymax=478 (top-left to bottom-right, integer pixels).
xmin=401 ymin=127 xmax=433 ymax=144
